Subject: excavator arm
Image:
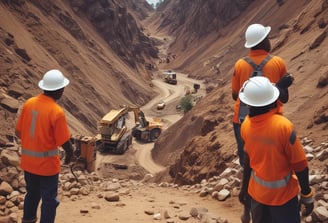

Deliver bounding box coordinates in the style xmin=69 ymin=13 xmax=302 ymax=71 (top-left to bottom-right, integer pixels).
xmin=121 ymin=105 xmax=163 ymax=142
xmin=123 ymin=105 xmax=147 ymax=127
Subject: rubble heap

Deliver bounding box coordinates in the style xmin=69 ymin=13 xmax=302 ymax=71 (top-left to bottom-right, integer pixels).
xmin=0 ymin=138 xmax=327 ymax=223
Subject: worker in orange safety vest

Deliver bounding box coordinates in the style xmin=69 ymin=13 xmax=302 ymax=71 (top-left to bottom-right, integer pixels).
xmin=238 ymin=76 xmax=314 ymax=223
xmin=231 ymin=23 xmax=294 ymax=222
xmin=15 ymin=69 xmax=74 ymax=223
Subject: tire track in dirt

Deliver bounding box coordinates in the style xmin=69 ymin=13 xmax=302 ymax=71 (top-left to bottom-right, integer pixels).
xmin=134 ymin=73 xmax=205 ymax=174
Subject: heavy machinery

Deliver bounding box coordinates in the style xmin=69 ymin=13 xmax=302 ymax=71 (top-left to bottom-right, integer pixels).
xmin=185 ymin=83 xmax=201 ymax=95
xmin=130 ymin=106 xmax=163 ymax=142
xmin=70 ymin=135 xmax=97 ymax=172
xmin=97 ymin=105 xmax=163 ymax=154
xmin=97 ymin=107 xmax=133 ymax=154
xmin=163 ymin=70 xmax=177 ymax=85
xmin=59 ymin=135 xmax=97 ymax=176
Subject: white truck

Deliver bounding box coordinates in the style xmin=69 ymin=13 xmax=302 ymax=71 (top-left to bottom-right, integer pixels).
xmin=163 ymin=70 xmax=177 ymax=85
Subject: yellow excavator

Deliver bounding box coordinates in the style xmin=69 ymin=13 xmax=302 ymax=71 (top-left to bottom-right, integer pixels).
xmin=97 ymin=105 xmax=163 ymax=154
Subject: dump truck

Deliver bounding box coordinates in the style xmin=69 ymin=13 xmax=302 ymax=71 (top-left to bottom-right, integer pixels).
xmin=97 ymin=105 xmax=163 ymax=154
xmin=163 ymin=70 xmax=177 ymax=85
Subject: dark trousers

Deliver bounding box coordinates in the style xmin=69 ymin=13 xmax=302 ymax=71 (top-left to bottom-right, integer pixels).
xmin=233 ymin=122 xmax=244 ymax=166
xmin=251 ymin=196 xmax=300 ymax=223
xmin=23 ymin=171 xmax=59 ymax=223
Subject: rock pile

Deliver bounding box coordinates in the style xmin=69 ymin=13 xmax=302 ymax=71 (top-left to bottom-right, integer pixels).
xmin=0 ymin=138 xmax=327 ymax=223
xmin=0 ymin=147 xmax=25 ymax=223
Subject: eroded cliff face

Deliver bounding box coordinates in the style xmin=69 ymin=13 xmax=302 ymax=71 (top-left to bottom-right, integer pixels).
xmin=158 ymin=0 xmax=254 ymax=38
xmin=68 ymin=0 xmax=158 ymax=68
xmin=0 ymin=0 xmax=158 ymax=145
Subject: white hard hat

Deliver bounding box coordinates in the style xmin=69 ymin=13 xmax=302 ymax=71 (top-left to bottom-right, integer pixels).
xmin=239 ymin=76 xmax=279 ymax=107
xmin=38 ymin=69 xmax=70 ymax=91
xmin=244 ymin=24 xmax=271 ymax=48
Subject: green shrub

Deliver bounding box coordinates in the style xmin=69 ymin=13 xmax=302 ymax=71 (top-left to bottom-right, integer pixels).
xmin=180 ymin=95 xmax=193 ymax=113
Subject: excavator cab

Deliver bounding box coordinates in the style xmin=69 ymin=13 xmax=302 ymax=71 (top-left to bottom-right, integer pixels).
xmin=116 ymin=105 xmax=164 ymax=142
xmin=136 ymin=110 xmax=148 ymax=128
xmin=131 ymin=109 xmax=163 ymax=142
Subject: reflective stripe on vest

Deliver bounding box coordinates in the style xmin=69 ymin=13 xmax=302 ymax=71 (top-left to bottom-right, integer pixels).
xmin=22 ymin=148 xmax=59 ymax=157
xmin=251 ymin=170 xmax=291 ymax=189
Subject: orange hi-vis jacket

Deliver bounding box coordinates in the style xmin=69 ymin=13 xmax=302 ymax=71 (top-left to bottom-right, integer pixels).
xmin=241 ymin=110 xmax=308 ymax=206
xmin=16 ymin=94 xmax=70 ymax=176
xmin=232 ymin=50 xmax=287 ymax=124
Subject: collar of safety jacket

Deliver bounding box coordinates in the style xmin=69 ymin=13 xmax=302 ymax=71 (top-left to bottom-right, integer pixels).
xmin=248 ymin=49 xmax=269 ymax=57
xmin=38 ymin=93 xmax=56 ymax=102
xmin=248 ymin=109 xmax=277 ymax=123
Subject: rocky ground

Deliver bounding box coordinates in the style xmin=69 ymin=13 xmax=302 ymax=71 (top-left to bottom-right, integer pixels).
xmin=0 ymin=137 xmax=327 ymax=223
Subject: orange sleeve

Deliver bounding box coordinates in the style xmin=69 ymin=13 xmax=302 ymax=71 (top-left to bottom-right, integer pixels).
xmin=232 ymin=59 xmax=252 ymax=94
xmin=273 ymin=55 xmax=287 ymax=79
xmin=281 ymin=120 xmax=307 ymax=166
xmin=291 ymin=160 xmax=308 ymax=172
xmin=53 ymin=109 xmax=71 ymax=146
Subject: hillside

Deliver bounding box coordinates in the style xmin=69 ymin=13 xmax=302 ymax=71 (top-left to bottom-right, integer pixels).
xmin=148 ymin=0 xmax=328 ymax=184
xmin=0 ymin=0 xmax=326 ymax=186
xmin=0 ymin=0 xmax=158 ymax=144
xmin=0 ymin=0 xmax=327 ymax=222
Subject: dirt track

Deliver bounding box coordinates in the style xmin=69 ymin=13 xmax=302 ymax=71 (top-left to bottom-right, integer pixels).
xmin=95 ymin=72 xmax=206 ymax=176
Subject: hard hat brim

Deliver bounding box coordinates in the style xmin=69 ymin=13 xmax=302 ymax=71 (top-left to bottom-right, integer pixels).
xmin=244 ymin=26 xmax=271 ymax=48
xmin=239 ymin=85 xmax=280 ymax=107
xmin=38 ymin=78 xmax=70 ymax=91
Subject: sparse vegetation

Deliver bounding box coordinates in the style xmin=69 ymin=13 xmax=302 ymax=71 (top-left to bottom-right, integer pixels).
xmin=179 ymin=95 xmax=193 ymax=113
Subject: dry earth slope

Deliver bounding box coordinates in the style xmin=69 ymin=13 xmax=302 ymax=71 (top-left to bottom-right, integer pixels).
xmin=147 ymin=0 xmax=328 ymax=184
xmin=0 ymin=0 xmax=158 ymax=145
xmin=0 ymin=0 xmax=327 ymax=222
xmin=0 ymin=0 xmax=326 ymax=189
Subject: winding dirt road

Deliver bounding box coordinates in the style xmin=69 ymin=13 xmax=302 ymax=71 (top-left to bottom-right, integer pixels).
xmin=133 ymin=72 xmax=206 ymax=174
xmin=95 ymin=30 xmax=207 ymax=175
xmin=95 ymin=71 xmax=206 ymax=176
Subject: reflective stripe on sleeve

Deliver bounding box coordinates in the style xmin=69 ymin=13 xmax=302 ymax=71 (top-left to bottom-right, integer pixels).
xmin=251 ymin=170 xmax=291 ymax=189
xmin=300 ymin=195 xmax=314 ymax=204
xmin=289 ymin=130 xmax=296 ymax=145
xmin=22 ymin=148 xmax=59 ymax=157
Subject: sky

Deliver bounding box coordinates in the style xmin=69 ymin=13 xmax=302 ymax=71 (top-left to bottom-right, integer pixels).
xmin=146 ymin=0 xmax=160 ymax=6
